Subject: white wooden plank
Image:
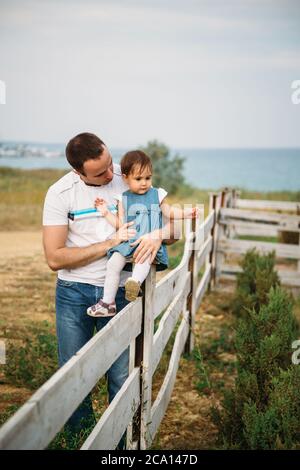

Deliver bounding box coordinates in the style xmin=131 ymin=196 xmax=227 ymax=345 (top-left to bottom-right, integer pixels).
xmin=219 ymin=219 xmax=300 ymax=235
xmin=221 ymin=221 xmax=279 ymax=237
xmin=195 ymin=264 xmax=212 ymax=311
xmin=236 ymin=199 xmax=300 ymax=212
xmin=151 ymin=273 xmax=191 ymax=375
xmin=220 ymin=272 xmax=300 ymax=287
xmin=0 ymin=402 xmax=41 ymax=450
xmin=0 ymin=300 xmax=142 ymax=450
xmin=81 ymin=368 xmax=140 ymax=450
xmin=218 ymin=238 xmax=300 ymax=260
xmin=153 ymin=232 xmax=193 ymax=319
xmin=280 ymin=273 xmax=300 ymax=287
xmin=220 ymin=208 xmax=300 ymax=229
xmin=221 ymin=264 xmax=300 ymax=287
xmin=148 ymin=312 xmax=189 ymax=443
xmin=196 ymin=235 xmax=213 ymax=273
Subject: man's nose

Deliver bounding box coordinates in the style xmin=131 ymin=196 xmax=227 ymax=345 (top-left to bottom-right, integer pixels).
xmin=106 ymin=168 xmax=113 ymax=180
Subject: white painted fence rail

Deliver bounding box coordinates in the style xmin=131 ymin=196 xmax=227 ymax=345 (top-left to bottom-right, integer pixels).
xmin=0 ymin=207 xmax=214 ymax=451
xmin=235 ymin=198 xmax=300 ymax=212
xmin=214 ymin=189 xmax=300 ymax=289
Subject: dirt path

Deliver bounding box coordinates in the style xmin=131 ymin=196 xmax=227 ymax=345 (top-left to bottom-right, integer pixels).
xmin=0 ymin=231 xmax=43 ymax=258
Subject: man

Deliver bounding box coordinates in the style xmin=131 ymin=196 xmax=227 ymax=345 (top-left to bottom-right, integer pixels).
xmin=42 ymin=132 xmax=175 ymax=442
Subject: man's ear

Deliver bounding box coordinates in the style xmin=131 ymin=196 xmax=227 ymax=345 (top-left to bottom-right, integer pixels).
xmin=73 ymin=169 xmax=85 ymax=177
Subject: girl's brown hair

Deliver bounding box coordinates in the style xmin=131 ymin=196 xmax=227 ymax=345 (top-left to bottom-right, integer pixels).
xmin=120 ymin=150 xmax=152 ymax=176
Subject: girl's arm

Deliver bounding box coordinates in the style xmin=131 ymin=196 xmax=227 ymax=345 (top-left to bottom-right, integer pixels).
xmin=116 ymin=200 xmax=124 ymax=229
xmin=160 ymin=201 xmax=198 ymax=219
xmin=95 ymin=198 xmax=119 ymax=228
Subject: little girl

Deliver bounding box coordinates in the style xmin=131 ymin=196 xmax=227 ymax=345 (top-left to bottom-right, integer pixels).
xmin=87 ymin=150 xmax=198 ymax=317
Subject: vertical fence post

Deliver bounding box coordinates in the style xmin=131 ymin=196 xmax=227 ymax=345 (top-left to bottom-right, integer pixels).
xmin=214 ymin=189 xmax=229 ymax=287
xmin=232 ymin=188 xmax=238 ymax=209
xmin=128 ymin=265 xmax=155 ymax=450
xmin=223 ymin=188 xmax=233 ymax=238
xmin=126 ymin=338 xmax=136 ymax=449
xmin=208 ymin=192 xmax=220 ymax=289
xmin=184 ymin=216 xmax=197 ymax=355
xmin=140 ymin=265 xmax=156 ymax=450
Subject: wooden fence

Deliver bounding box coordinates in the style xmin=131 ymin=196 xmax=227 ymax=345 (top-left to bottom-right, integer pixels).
xmin=1 ymin=189 xmax=299 ymax=450
xmin=0 ymin=205 xmax=216 ymax=450
xmin=214 ymin=188 xmax=300 ymax=289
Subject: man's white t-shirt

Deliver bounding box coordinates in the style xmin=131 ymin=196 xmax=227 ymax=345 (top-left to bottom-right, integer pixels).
xmin=43 ymin=163 xmax=131 ymax=286
xmin=43 ymin=163 xmax=168 ymax=286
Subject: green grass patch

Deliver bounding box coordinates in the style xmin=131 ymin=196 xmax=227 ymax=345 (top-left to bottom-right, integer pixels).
xmin=4 ymin=321 xmax=58 ymax=390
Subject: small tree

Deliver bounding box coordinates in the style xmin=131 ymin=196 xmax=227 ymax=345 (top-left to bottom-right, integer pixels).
xmin=140 ymin=140 xmax=186 ymax=194
xmin=212 ymin=250 xmax=300 ymax=449
xmin=242 ymin=366 xmax=300 ymax=449
xmin=232 ymin=249 xmax=280 ymax=317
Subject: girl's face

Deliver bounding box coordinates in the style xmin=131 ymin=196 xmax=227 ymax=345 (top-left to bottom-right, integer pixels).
xmin=123 ymin=165 xmax=152 ymax=194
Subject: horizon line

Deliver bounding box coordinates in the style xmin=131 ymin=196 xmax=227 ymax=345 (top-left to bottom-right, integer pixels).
xmin=0 ymin=140 xmax=300 ymax=151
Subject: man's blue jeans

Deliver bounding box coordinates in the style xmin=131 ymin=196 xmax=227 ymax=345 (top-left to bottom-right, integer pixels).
xmin=55 ymin=278 xmax=130 ymax=435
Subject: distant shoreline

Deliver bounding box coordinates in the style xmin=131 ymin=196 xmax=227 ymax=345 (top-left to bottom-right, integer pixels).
xmin=0 ymin=165 xmax=299 ymax=196
xmin=0 ymin=145 xmax=299 ymax=192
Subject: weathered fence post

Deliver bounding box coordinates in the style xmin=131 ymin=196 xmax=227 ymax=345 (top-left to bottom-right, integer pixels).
xmin=214 ymin=189 xmax=230 ymax=287
xmin=184 ymin=216 xmax=197 ymax=355
xmin=208 ymin=192 xmax=220 ymax=289
xmin=127 ymin=337 xmax=138 ymax=449
xmin=127 ymin=265 xmax=155 ymax=450
xmin=140 ymin=265 xmax=156 ymax=449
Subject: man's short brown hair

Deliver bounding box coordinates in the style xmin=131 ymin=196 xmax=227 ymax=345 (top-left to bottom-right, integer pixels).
xmin=66 ymin=133 xmax=106 ymax=174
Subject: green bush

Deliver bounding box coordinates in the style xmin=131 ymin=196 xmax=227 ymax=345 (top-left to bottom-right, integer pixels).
xmin=232 ymin=249 xmax=280 ymax=317
xmin=242 ymin=366 xmax=300 ymax=449
xmin=212 ymin=249 xmax=300 ymax=449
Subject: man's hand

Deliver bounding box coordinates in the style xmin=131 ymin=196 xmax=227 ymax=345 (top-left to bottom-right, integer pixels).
xmin=112 ymin=222 xmax=136 ymax=244
xmin=130 ymin=230 xmax=162 ymax=264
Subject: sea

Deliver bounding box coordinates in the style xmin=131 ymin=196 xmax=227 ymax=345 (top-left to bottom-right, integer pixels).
xmin=0 ymin=143 xmax=299 ymax=192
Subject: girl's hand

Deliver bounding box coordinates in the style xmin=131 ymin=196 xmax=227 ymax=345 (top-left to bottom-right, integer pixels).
xmin=184 ymin=207 xmax=199 ymax=219
xmin=95 ymin=197 xmax=108 ymax=216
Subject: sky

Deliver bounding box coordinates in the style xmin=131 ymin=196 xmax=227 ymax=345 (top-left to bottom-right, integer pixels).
xmin=0 ymin=0 xmax=300 ymax=148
